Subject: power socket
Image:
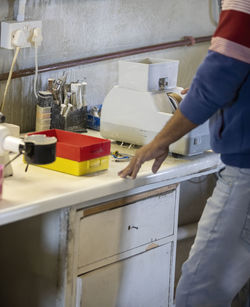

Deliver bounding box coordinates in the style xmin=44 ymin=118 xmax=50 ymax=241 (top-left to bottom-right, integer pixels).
xmin=0 ymin=20 xmax=42 ymax=49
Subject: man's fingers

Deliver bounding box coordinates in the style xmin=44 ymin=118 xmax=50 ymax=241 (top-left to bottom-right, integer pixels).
xmin=152 ymin=154 xmax=167 ymax=173
xmin=118 ymin=156 xmax=142 ymax=179
xmin=118 ymin=165 xmax=133 ymax=178
xmin=130 ymin=159 xmax=142 ymax=179
xmin=118 ymin=157 xmax=137 ymax=178
xmin=118 ymin=143 xmax=166 ymax=179
xmin=181 ymin=88 xmax=189 ymax=95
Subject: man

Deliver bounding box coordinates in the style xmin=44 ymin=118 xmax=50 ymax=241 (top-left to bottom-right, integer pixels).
xmin=119 ymin=0 xmax=250 ymax=306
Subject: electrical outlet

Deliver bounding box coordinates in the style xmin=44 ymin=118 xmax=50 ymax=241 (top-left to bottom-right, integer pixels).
xmin=0 ymin=20 xmax=42 ymax=49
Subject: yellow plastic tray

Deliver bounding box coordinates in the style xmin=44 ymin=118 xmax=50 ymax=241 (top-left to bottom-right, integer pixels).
xmin=32 ymin=155 xmax=109 ymax=176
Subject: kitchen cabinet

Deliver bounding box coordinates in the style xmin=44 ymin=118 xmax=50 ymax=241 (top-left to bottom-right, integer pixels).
xmin=66 ymin=184 xmax=179 ymax=307
xmin=0 ymin=147 xmax=222 ymax=307
xmin=76 ymin=243 xmax=172 ymax=307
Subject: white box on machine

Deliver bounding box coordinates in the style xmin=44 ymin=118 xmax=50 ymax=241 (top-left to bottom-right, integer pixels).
xmin=118 ymin=58 xmax=179 ymax=92
xmin=101 ymin=58 xmax=210 ymax=156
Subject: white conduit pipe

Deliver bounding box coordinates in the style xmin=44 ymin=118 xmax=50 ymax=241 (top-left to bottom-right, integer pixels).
xmin=177 ymin=223 xmax=198 ymax=241
xmin=34 ymin=44 xmax=38 ymax=99
xmin=16 ymin=0 xmax=27 ymax=22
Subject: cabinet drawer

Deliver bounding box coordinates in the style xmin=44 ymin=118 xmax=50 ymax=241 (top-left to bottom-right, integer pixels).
xmin=78 ymin=187 xmax=176 ymax=268
xmin=76 ymin=243 xmax=173 ymax=307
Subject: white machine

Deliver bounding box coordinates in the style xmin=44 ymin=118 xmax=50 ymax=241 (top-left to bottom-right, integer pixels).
xmin=100 ymin=58 xmax=210 ymax=156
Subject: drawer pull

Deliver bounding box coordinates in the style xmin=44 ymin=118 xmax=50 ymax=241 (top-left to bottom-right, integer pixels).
xmin=128 ymin=225 xmax=139 ymax=230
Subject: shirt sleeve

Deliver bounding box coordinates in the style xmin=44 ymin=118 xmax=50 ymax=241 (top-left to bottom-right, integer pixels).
xmin=179 ymin=50 xmax=250 ymax=125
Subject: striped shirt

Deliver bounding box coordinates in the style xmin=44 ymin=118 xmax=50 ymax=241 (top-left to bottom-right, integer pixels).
xmin=209 ymin=0 xmax=250 ymax=63
xmin=179 ymin=0 xmax=250 ymax=167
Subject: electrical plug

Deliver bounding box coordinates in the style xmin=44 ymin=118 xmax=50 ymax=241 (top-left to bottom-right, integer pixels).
xmin=12 ymin=29 xmax=26 ymax=48
xmin=31 ymin=27 xmax=43 ymax=47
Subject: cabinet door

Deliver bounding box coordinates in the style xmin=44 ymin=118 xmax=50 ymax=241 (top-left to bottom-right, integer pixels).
xmin=76 ymin=243 xmax=173 ymax=307
xmin=78 ymin=189 xmax=176 ymax=269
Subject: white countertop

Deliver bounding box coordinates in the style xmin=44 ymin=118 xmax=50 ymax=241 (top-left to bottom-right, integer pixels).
xmin=0 ymin=131 xmax=223 ymax=226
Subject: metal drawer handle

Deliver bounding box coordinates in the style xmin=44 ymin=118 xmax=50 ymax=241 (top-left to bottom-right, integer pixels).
xmin=128 ymin=225 xmax=139 ymax=230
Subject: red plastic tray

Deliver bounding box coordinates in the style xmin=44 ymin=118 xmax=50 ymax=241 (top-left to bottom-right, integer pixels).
xmin=29 ymin=129 xmax=111 ymax=162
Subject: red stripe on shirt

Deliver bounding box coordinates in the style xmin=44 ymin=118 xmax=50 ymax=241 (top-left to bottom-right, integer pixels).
xmin=213 ymin=10 xmax=250 ymax=48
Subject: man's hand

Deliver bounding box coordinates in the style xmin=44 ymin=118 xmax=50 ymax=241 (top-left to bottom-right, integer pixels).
xmin=181 ymin=88 xmax=189 ymax=95
xmin=118 ymin=140 xmax=169 ymax=179
xmin=118 ymin=109 xmax=197 ymax=180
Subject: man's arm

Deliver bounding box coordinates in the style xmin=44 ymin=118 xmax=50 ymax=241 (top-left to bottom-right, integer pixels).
xmin=118 ymin=109 xmax=197 ymax=179
xmin=119 ymin=2 xmax=250 ymax=179
xmin=118 ymin=50 xmax=249 ymax=179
